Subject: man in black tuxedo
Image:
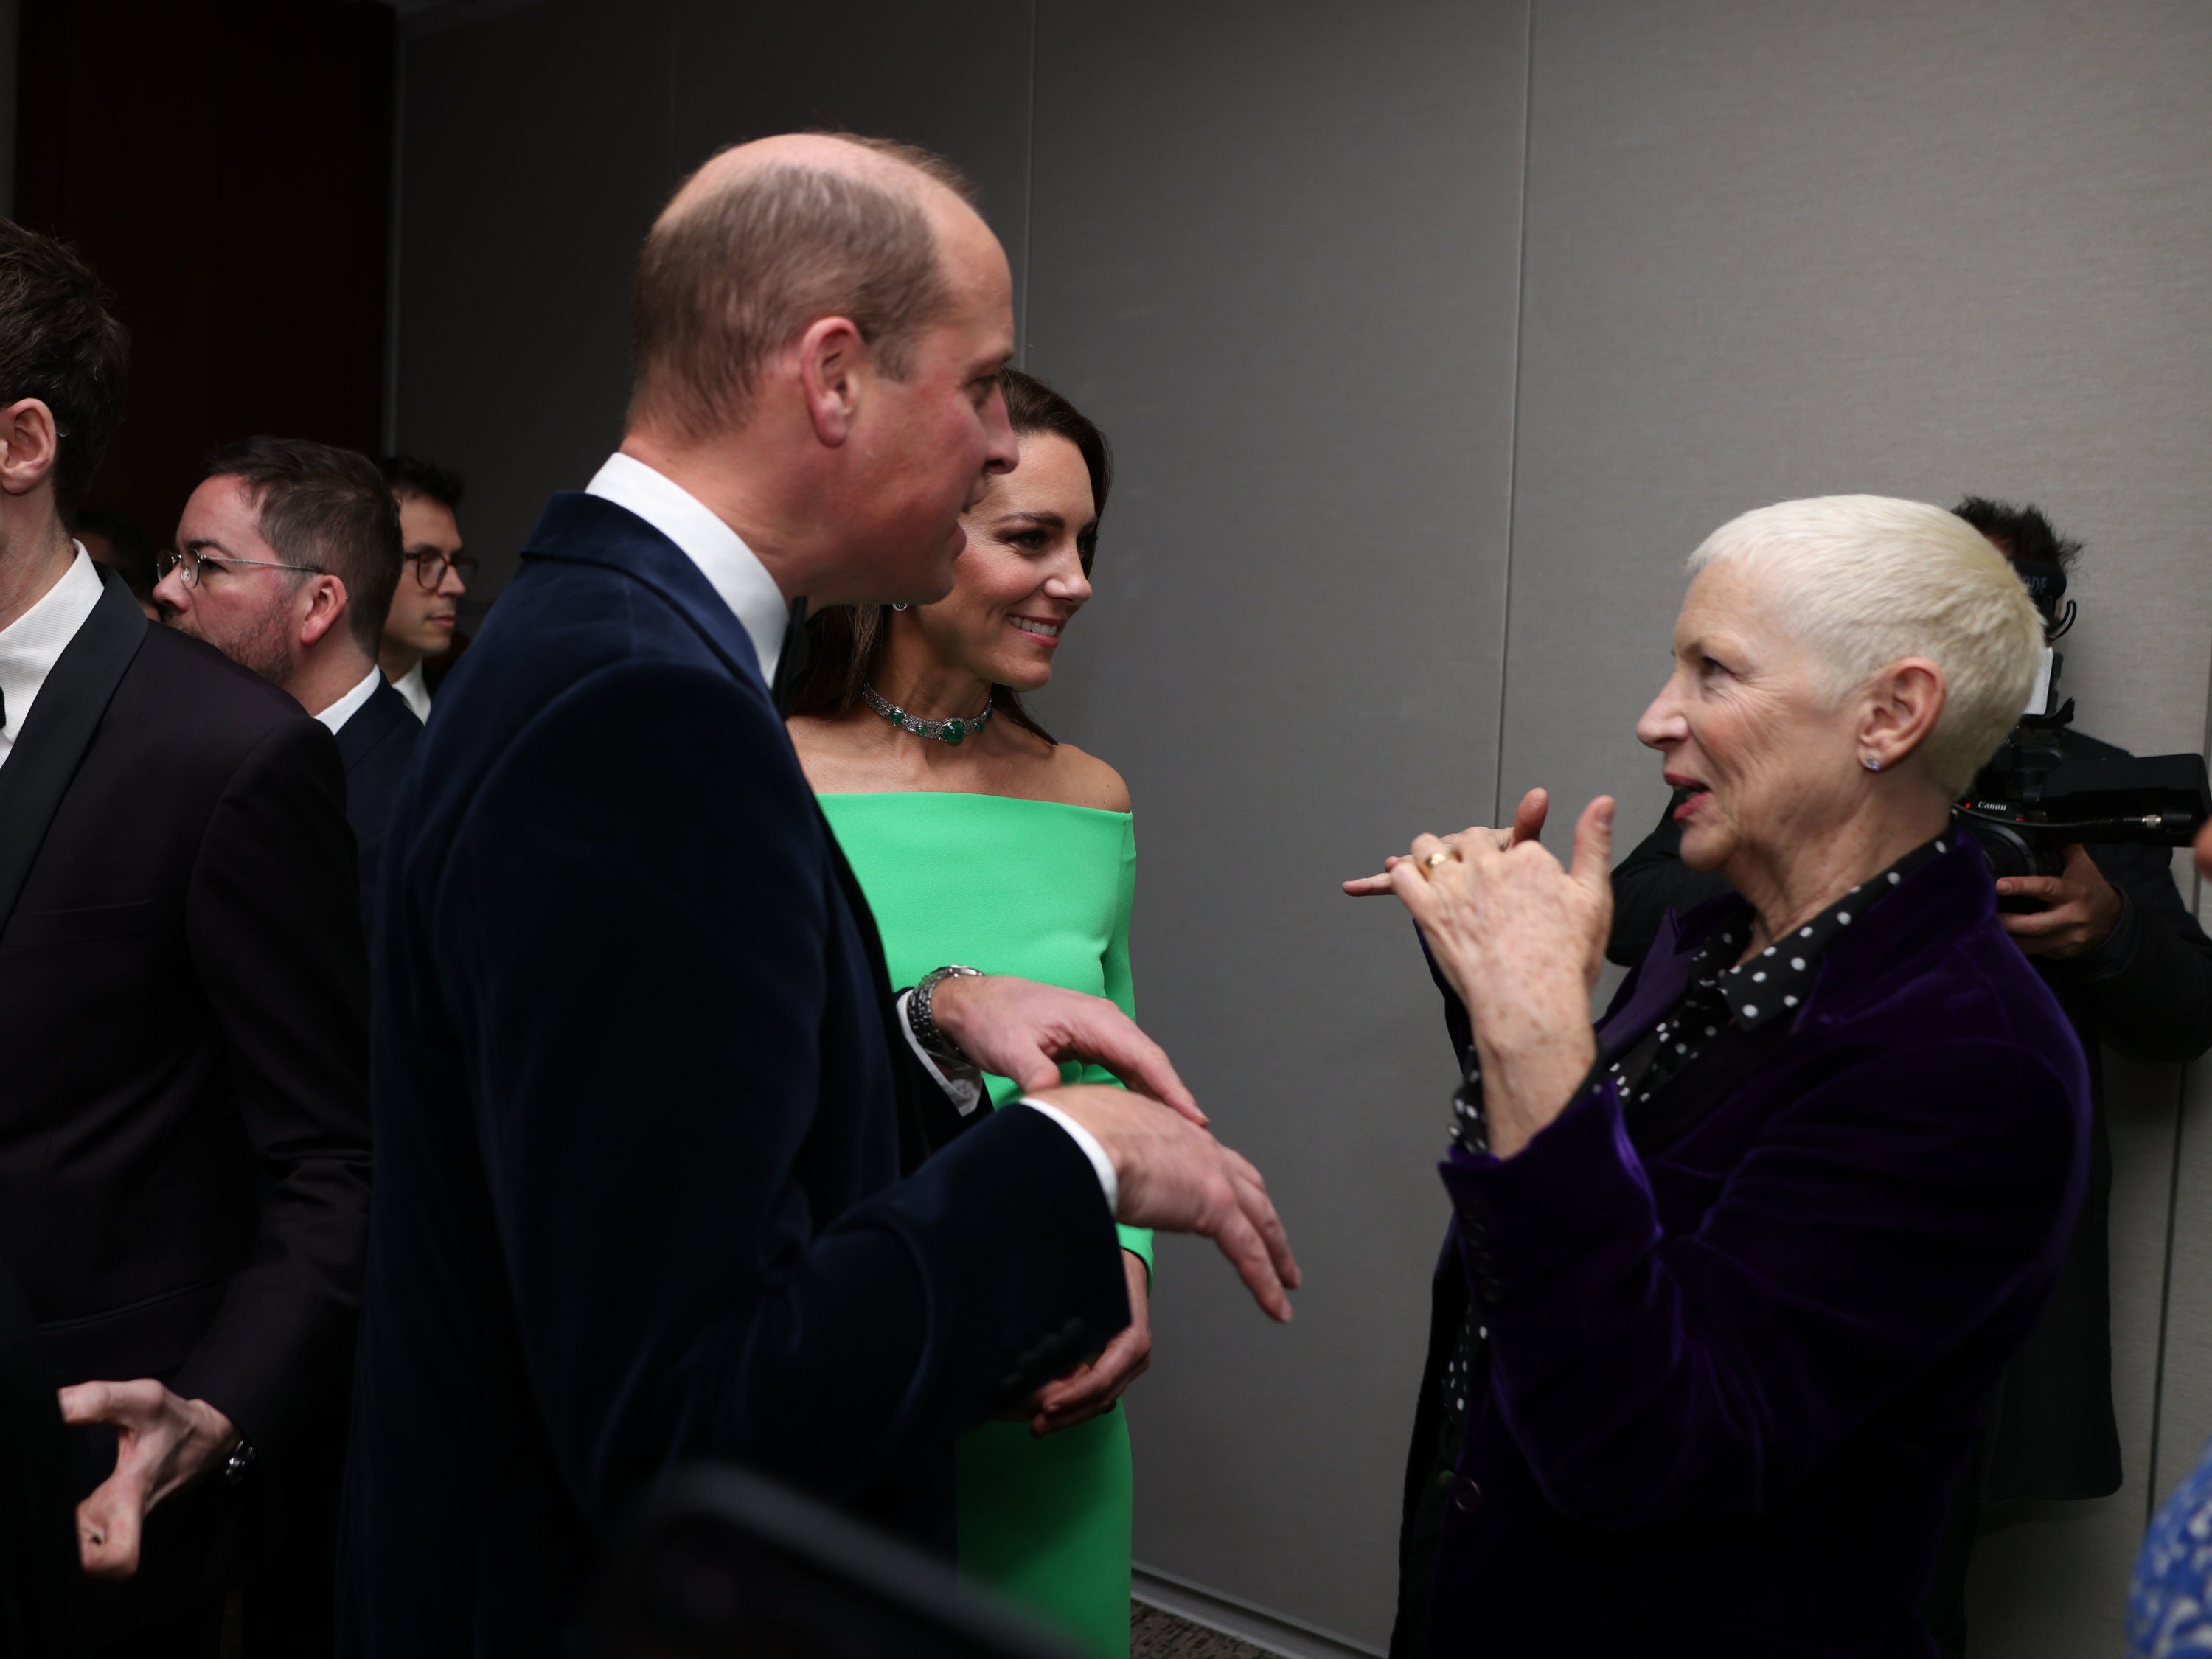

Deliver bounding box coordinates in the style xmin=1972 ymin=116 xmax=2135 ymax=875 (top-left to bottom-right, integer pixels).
xmin=154 ymin=437 xmax=421 ymax=936
xmin=339 ymin=133 xmax=1299 ymax=1656
xmin=0 ymin=223 xmax=371 ymax=1654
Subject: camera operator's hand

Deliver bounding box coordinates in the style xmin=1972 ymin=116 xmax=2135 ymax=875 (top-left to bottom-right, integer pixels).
xmin=1997 ymin=843 xmax=2124 ymax=959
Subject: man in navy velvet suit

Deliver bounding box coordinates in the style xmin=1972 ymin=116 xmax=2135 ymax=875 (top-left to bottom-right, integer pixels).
xmin=155 ymin=437 xmax=419 ymax=936
xmin=337 ymin=133 xmax=1299 ymax=1655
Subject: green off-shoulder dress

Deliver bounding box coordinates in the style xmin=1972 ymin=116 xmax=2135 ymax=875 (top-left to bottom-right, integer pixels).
xmin=818 ymin=790 xmax=1152 ymax=1659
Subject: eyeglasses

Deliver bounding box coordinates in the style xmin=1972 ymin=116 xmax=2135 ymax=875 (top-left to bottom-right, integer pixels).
xmin=155 ymin=547 xmax=325 ymax=588
xmin=404 ymin=549 xmax=478 ymax=590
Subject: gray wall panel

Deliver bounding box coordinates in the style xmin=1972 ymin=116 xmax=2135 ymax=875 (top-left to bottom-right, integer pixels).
xmin=1504 ymin=0 xmax=2212 ymax=846
xmin=393 ymin=0 xmax=675 ymax=611
xmin=666 ymin=1 xmax=1034 ymax=338
xmin=1022 ymin=3 xmax=1529 ymax=1643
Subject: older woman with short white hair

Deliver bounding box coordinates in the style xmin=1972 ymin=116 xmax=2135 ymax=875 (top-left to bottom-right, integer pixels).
xmin=1354 ymin=496 xmax=2090 ymax=1658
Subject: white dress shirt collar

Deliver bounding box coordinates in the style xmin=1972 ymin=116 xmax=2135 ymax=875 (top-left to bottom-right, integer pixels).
xmin=585 ymin=452 xmax=790 ymax=685
xmin=389 ymin=661 xmax=431 ymax=723
xmin=0 ymin=545 xmax=105 ymax=771
xmin=316 ymin=663 xmax=385 ymax=735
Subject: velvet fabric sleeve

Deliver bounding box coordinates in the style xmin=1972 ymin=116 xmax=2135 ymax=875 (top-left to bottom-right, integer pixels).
xmin=1439 ymin=1037 xmax=2082 ymax=1529
xmin=439 ymin=662 xmax=1127 ymax=1520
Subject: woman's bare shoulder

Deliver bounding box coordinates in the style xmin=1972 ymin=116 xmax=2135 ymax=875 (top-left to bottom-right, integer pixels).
xmin=786 ymin=713 xmax=891 ymax=793
xmin=1043 ymin=741 xmax=1131 ymax=813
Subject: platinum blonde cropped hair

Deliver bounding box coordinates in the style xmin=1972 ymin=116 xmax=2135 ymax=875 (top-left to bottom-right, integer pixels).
xmin=1687 ymin=495 xmax=2043 ymax=797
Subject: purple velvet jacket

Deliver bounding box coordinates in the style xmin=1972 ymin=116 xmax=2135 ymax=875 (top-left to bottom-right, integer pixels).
xmin=1403 ymin=836 xmax=2089 ymax=1657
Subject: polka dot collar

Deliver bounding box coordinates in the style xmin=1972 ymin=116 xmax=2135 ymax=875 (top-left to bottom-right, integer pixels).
xmin=1694 ymin=835 xmax=1950 ymax=1031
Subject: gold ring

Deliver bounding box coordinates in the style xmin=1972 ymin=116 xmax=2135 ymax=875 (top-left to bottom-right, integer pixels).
xmin=1422 ymin=849 xmax=1460 ymax=872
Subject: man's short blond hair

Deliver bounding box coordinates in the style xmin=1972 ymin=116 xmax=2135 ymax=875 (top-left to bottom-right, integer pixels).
xmin=627 ymin=135 xmax=978 ymax=441
xmin=1688 ymin=495 xmax=2043 ymax=796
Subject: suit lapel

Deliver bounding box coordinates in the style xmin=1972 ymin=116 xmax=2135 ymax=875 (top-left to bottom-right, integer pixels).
xmin=335 ymin=678 xmax=411 ymax=773
xmin=812 ymin=799 xmax=959 ymax=1169
xmin=532 ymin=493 xmax=949 ymax=1161
xmin=0 ymin=567 xmax=147 ymax=927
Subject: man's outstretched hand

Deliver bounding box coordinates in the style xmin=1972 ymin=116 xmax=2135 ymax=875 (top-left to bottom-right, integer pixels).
xmin=58 ymin=1379 xmax=237 ymax=1579
xmin=1031 ymin=1082 xmax=1299 ymax=1322
xmin=930 ymin=975 xmax=1206 ymax=1127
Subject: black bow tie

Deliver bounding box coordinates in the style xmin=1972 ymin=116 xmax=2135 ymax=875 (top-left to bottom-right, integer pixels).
xmin=768 ymin=597 xmax=811 ymax=717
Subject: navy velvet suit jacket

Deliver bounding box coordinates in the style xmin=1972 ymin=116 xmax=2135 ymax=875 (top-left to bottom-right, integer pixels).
xmin=1401 ymin=837 xmax=2089 ymax=1658
xmin=338 ymin=493 xmax=1127 ymax=1656
xmin=333 ymin=675 xmax=420 ymax=940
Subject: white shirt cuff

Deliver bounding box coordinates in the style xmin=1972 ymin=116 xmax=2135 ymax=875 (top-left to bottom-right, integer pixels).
xmin=1018 ymin=1099 xmax=1118 ymax=1212
xmin=894 ymin=989 xmax=984 ymax=1116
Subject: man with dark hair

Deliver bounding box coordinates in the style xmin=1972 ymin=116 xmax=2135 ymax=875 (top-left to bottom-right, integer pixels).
xmin=1605 ymin=496 xmax=2212 ymax=1655
xmin=154 ymin=437 xmax=419 ymax=933
xmin=341 ymin=133 xmax=1298 ymax=1655
xmin=0 ymin=221 xmax=369 ymax=1657
xmin=374 ymin=453 xmax=470 ymax=720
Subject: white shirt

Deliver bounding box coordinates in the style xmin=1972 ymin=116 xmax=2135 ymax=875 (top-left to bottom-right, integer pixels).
xmin=0 ymin=546 xmax=104 ymax=773
xmin=316 ymin=664 xmax=385 ymax=735
xmin=585 ymin=451 xmax=790 ymax=685
xmin=580 ymin=452 xmax=1119 ymax=1209
xmin=389 ymin=661 xmax=431 ymax=723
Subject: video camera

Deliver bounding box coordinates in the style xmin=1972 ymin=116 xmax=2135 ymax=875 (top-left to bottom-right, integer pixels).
xmin=1953 ymin=557 xmax=2211 ymax=892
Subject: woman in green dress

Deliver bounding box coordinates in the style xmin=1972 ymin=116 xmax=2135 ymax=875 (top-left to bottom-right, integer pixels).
xmin=786 ymin=369 xmax=1149 ymax=1659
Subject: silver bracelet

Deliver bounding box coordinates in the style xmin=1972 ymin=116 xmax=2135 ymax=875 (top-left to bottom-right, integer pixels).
xmin=909 ymin=964 xmax=983 ymax=1065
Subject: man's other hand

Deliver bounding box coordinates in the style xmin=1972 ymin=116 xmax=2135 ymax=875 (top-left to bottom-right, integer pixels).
xmin=1029 ymin=1250 xmax=1153 ymax=1436
xmin=1030 ymin=1083 xmax=1298 ymax=1323
xmin=929 ymin=975 xmax=1205 ymax=1126
xmin=1997 ymin=843 xmax=2124 ymax=959
xmin=58 ymin=1380 xmax=237 ymax=1579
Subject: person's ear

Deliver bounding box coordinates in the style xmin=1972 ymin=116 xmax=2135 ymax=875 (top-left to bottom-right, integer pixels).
xmin=0 ymin=397 xmax=63 ymax=498
xmin=298 ymin=575 xmax=349 ymax=649
xmin=1859 ymin=658 xmax=1945 ymax=772
xmin=794 ymin=315 xmax=866 ymax=448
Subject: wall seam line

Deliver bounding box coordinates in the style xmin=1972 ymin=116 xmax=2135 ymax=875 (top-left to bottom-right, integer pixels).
xmin=1489 ymin=0 xmax=1537 ymax=824
xmin=2160 ymin=640 xmax=2212 ymax=1517
xmin=1018 ymin=0 xmax=1038 ymax=366
xmin=664 ymin=1 xmax=678 ymax=187
xmin=380 ymin=24 xmax=405 ymax=453
xmin=2151 ymin=1068 xmax=2185 ymax=1523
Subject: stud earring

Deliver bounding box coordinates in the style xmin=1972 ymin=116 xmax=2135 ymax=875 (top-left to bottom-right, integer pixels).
xmin=1862 ymin=755 xmax=1882 ymax=772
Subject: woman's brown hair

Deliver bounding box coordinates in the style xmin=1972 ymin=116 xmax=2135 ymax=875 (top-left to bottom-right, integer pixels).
xmin=784 ymin=367 xmax=1113 ymax=744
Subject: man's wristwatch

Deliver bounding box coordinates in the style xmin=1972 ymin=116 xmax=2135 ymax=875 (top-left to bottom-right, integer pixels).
xmin=909 ymin=964 xmax=983 ymax=1067
xmin=221 ymin=1438 xmax=257 ymax=1485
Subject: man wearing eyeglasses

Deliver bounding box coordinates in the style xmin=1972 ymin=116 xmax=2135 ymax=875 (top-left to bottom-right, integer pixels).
xmin=373 ymin=454 xmax=473 ymax=722
xmin=154 ymin=438 xmax=420 ymax=943
xmin=0 ymin=226 xmax=368 ymax=1658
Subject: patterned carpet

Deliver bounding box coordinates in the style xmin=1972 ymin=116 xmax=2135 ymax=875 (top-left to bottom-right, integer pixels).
xmin=1130 ymin=1599 xmax=1281 ymax=1658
